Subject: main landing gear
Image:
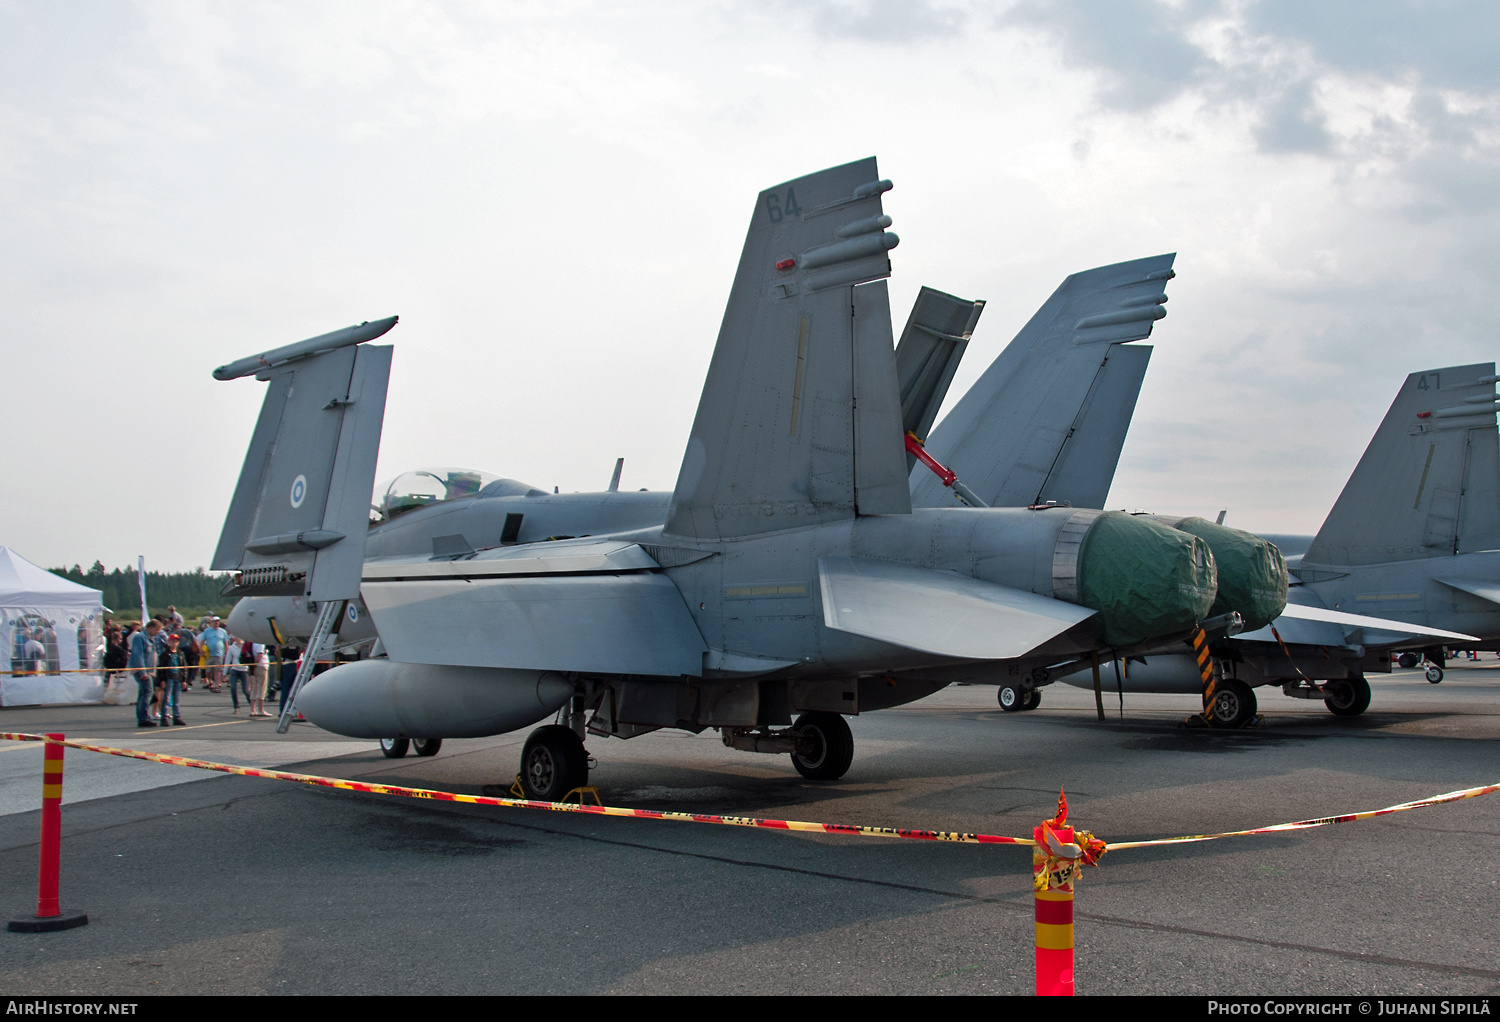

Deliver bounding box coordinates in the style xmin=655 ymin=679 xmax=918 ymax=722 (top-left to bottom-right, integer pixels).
xmin=1208 ymin=678 xmax=1257 ymax=729
xmin=997 ymin=684 xmax=1041 ymax=712
xmin=1281 ymin=674 xmax=1372 ymax=717
xmin=1323 ymin=674 xmax=1372 ymax=716
xmin=518 ymin=725 xmax=590 ymax=801
xmin=789 ymin=711 xmax=854 ymax=780
xmin=721 ymin=711 xmax=856 ymax=781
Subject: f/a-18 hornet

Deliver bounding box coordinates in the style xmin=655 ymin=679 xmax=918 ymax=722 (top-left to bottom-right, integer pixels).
xmin=1097 ymin=363 xmax=1491 ymax=725
xmin=215 ymin=158 xmax=1285 ymax=799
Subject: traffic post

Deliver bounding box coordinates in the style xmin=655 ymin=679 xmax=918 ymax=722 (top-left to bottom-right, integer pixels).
xmin=8 ymin=733 xmax=88 ymax=933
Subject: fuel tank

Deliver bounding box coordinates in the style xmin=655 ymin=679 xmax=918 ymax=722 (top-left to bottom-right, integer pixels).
xmin=296 ymin=659 xmax=573 ymax=739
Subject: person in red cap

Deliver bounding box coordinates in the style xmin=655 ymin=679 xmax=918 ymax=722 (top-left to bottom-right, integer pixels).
xmin=156 ymin=632 xmax=187 ymax=726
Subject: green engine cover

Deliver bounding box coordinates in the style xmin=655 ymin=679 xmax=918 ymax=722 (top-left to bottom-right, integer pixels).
xmin=1076 ymin=512 xmax=1218 ymax=647
xmin=1160 ymin=517 xmax=1289 ymax=632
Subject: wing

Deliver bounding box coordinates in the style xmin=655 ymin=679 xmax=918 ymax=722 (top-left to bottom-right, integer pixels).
xmin=664 ymin=158 xmax=911 ymax=541
xmin=913 ymin=254 xmax=1173 ymax=509
xmin=1275 ymin=602 xmax=1478 ymax=643
xmin=212 ymin=319 xmax=395 ymax=602
xmin=818 ymin=556 xmax=1095 ymax=659
xmin=358 ymin=539 xmax=708 ymax=676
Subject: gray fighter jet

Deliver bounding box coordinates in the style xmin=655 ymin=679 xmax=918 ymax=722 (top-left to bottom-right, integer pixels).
xmin=1059 ymin=364 xmax=1491 ymax=725
xmin=226 ymin=259 xmax=1174 ymax=655
xmin=213 ymin=158 xmax=1249 ymax=798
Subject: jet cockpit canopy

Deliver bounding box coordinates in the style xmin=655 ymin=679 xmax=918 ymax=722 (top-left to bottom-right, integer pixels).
xmin=379 ymin=467 xmax=495 ymax=519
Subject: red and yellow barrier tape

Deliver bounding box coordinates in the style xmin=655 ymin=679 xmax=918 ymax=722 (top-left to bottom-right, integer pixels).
xmin=1 ymin=732 xmax=1495 ymax=853
xmin=0 ymin=733 xmax=1033 ymax=847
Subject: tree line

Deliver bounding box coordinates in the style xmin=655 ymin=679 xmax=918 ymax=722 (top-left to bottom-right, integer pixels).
xmin=49 ymin=562 xmax=236 ymax=619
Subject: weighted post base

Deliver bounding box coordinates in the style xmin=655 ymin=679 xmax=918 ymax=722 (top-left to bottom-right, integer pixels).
xmin=9 ymin=909 xmax=88 ymax=933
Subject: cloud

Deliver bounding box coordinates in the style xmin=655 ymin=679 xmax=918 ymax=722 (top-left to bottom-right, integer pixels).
xmin=1003 ymin=0 xmax=1218 ymax=109
xmin=791 ymin=0 xmax=970 ymax=43
xmin=1245 ymin=0 xmax=1500 ymax=94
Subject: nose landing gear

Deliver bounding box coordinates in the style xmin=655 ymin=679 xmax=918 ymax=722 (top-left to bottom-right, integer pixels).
xmin=997 ymin=684 xmax=1041 ymax=712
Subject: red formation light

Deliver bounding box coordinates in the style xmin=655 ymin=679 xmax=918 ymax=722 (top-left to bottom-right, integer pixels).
xmin=1417 ymin=411 xmax=1432 ymax=418
xmin=775 ymin=258 xmax=796 ymax=271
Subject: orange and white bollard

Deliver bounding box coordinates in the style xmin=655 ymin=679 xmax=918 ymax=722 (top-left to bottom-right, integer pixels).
xmin=1032 ymin=790 xmax=1104 ymax=996
xmin=7 ymin=733 xmax=88 ymax=933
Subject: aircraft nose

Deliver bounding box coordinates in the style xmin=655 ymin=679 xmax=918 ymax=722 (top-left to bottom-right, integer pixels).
xmin=1055 ymin=510 xmax=1218 ymax=646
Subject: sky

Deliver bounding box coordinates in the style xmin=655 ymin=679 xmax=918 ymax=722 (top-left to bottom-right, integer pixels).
xmin=4 ymin=0 xmax=1499 ymax=570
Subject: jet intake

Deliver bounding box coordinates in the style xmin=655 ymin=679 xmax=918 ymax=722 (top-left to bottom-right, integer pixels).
xmin=296 ymin=660 xmax=572 ymax=739
xmin=1146 ymin=516 xmax=1289 ymax=632
xmin=1053 ymin=510 xmax=1218 ymax=646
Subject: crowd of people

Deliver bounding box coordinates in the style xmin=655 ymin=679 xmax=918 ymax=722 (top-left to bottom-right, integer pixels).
xmin=101 ymin=605 xmax=305 ymax=727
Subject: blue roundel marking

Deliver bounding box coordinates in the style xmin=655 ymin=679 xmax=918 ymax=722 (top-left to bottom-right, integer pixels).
xmin=347 ymin=603 xmax=359 ymax=622
xmin=290 ymin=474 xmax=307 ymax=509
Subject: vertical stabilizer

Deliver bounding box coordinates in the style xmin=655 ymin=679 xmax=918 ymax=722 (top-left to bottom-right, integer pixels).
xmin=912 ymin=254 xmax=1174 ymax=509
xmin=1304 ymin=363 xmax=1500 ymax=567
xmin=212 ymin=323 xmax=394 ymax=601
xmin=664 ymin=159 xmax=910 ymax=540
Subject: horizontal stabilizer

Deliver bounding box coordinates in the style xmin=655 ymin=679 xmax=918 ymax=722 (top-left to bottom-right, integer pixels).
xmin=1437 ymin=577 xmax=1500 ymax=606
xmin=818 ymin=556 xmax=1095 ymax=660
xmin=1276 ymin=602 xmax=1478 ymax=643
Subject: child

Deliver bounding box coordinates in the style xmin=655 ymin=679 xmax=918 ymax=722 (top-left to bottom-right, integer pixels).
xmin=156 ymin=633 xmax=187 ymax=726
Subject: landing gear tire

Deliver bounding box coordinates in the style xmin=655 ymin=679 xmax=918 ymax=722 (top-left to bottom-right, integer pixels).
xmin=1325 ymin=674 xmax=1372 ymax=716
xmin=519 ymin=725 xmax=589 ymax=801
xmin=1022 ymin=688 xmax=1042 ymax=711
xmin=413 ymin=738 xmax=442 ymax=757
xmin=1209 ymin=678 xmax=1257 ymax=729
xmin=1398 ymin=652 xmax=1419 ymax=669
xmin=998 ymin=684 xmax=1024 ymax=712
xmin=380 ymin=737 xmax=409 ymax=759
xmin=790 ymin=712 xmax=854 ymax=781
xmin=1426 ymin=666 xmax=1444 ymax=684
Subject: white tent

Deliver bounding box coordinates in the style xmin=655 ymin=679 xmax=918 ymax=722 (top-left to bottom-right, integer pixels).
xmin=0 ymin=547 xmax=107 ymax=706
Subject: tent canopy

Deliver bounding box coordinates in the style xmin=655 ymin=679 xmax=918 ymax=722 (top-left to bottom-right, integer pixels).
xmin=0 ymin=547 xmax=104 ymax=610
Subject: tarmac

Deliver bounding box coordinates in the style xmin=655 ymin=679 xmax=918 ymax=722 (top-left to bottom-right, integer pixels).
xmin=1 ymin=664 xmax=1497 ymax=995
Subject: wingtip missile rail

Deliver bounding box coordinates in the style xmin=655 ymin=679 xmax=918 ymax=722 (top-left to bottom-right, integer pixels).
xmin=212 ymin=315 xmax=399 ymax=381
